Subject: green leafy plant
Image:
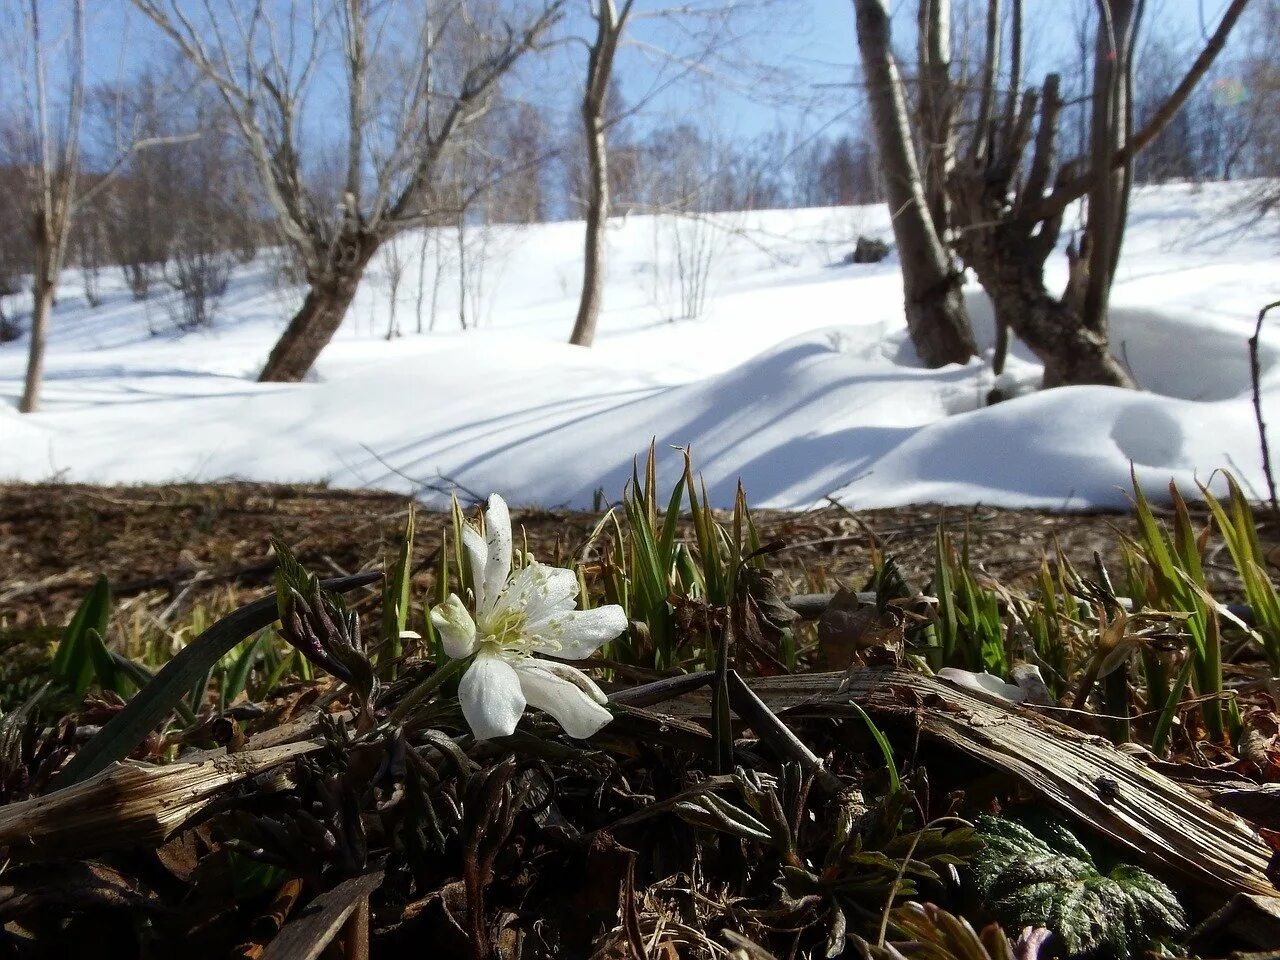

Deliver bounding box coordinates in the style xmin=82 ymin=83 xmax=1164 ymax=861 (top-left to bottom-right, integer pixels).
xmin=1201 ymin=473 xmax=1280 ymax=672
xmin=1130 ymin=478 xmax=1235 ymax=748
xmin=54 ymin=568 xmax=378 ymax=788
xmin=380 ymin=504 xmax=416 ymax=672
xmin=592 ymin=444 xmax=767 ymax=671
xmin=931 ymin=530 xmax=1006 ymax=674
xmin=970 ymin=816 xmax=1185 ymax=959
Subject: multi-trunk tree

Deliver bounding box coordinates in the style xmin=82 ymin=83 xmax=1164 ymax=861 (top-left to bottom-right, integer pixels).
xmin=132 ymin=0 xmax=563 ymax=383
xmin=853 ymin=0 xmax=1250 ymax=388
xmin=942 ymin=0 xmax=1248 ymax=387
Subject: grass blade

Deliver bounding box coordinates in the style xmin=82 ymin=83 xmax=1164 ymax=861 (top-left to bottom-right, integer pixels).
xmin=846 ymin=700 xmax=901 ymax=793
xmin=381 ymin=505 xmax=416 ymax=671
xmin=52 ymin=575 xmax=111 ymax=696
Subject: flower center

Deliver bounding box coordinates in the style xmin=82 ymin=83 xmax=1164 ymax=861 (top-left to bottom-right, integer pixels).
xmin=480 ymin=608 xmax=539 ymax=658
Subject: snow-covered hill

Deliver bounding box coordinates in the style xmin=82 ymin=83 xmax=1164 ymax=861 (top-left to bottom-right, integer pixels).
xmin=1 ymin=182 xmax=1276 ymax=509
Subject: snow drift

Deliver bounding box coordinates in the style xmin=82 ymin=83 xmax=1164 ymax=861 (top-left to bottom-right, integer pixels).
xmin=1 ymin=182 xmax=1276 ymax=510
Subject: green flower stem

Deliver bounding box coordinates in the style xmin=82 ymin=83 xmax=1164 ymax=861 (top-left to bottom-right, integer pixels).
xmin=383 ymin=656 xmax=469 ymax=729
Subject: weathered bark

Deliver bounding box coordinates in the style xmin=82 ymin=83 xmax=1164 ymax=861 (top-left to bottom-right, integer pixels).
xmin=657 ymin=668 xmax=1278 ymax=899
xmin=258 ymin=235 xmax=376 ymax=382
xmin=938 ymin=0 xmax=1245 ymax=391
xmin=954 ymin=179 xmax=1131 ymax=388
xmin=979 ymin=262 xmax=1133 ymax=388
xmin=853 ymin=0 xmax=976 ymax=368
xmin=0 ymin=740 xmax=320 ymax=860
xmin=950 ymin=68 xmax=1134 ymax=389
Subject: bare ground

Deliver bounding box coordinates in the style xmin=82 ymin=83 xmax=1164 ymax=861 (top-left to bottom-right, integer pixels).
xmin=4 ymin=481 xmax=1275 ymax=632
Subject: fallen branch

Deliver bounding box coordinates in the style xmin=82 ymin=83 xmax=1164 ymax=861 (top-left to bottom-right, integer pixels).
xmin=659 ymin=668 xmax=1278 ymax=899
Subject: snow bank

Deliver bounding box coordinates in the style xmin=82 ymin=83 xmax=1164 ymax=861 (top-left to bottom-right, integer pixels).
xmin=1 ymin=182 xmax=1276 ymax=509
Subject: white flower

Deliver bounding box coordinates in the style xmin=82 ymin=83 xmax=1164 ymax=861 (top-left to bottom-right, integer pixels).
xmin=430 ymin=494 xmax=627 ymax=740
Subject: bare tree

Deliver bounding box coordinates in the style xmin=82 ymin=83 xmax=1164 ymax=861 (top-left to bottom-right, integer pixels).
xmin=942 ymin=0 xmax=1248 ymax=388
xmin=852 ymin=0 xmax=977 ymax=368
xmin=416 ymin=224 xmax=453 ymax=333
xmin=1228 ymin=0 xmax=1280 ymax=219
xmin=486 ymin=101 xmax=550 ymax=223
xmin=567 ymin=0 xmax=771 ymax=347
xmin=6 ymin=0 xmax=190 ymax=412
xmin=12 ymin=0 xmax=85 ymax=413
xmin=132 ymin=0 xmax=563 ymax=382
xmin=87 ymin=65 xmax=256 ymax=303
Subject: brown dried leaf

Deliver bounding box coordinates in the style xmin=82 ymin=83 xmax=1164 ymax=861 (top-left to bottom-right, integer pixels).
xmin=817 ymin=588 xmax=903 ymax=668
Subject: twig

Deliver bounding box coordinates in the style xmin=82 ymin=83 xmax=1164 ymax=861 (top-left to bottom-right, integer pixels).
xmin=726 ymin=670 xmax=840 ymax=794
xmin=357 ymin=443 xmax=484 ymax=506
xmin=1249 ymin=301 xmax=1280 ymax=520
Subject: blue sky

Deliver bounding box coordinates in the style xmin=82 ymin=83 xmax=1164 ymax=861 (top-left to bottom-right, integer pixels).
xmin=34 ymin=0 xmax=1251 ymax=147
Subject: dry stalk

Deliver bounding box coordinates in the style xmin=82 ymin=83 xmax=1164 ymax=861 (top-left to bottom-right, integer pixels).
xmin=0 ymin=740 xmax=321 ymax=859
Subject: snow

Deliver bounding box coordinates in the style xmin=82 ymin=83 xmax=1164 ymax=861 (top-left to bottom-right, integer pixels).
xmin=1 ymin=182 xmax=1277 ymax=510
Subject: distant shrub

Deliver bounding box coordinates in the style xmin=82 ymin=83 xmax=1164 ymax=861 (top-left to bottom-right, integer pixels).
xmin=165 ymin=228 xmax=235 ymax=330
xmin=845 ymin=235 xmax=891 ymax=264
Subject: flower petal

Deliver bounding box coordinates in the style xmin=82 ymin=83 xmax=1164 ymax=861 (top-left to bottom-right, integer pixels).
xmin=538 ymin=564 xmax=580 ymax=602
xmin=500 ymin=562 xmax=578 ymax=625
xmin=461 ymin=526 xmax=488 ymax=612
xmin=528 ymin=605 xmax=628 ymax=659
xmin=429 ymin=593 xmax=477 ymax=659
xmin=515 ymin=659 xmax=612 ymax=739
xmin=483 ymin=495 xmax=513 ymax=615
xmin=459 ymin=652 xmax=526 ymax=740
xmin=937 ymin=668 xmax=1026 ymax=704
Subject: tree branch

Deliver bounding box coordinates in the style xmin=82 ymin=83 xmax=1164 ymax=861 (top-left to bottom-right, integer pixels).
xmin=1033 ymin=0 xmax=1250 ymax=220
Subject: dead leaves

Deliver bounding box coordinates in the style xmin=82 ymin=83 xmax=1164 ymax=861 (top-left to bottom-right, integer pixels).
xmin=817 ymin=588 xmax=905 ymax=669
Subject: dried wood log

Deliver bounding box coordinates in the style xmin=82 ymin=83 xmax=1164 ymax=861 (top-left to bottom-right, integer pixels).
xmin=658 ymin=668 xmax=1278 ymax=899
xmin=0 ymin=740 xmax=320 ymax=860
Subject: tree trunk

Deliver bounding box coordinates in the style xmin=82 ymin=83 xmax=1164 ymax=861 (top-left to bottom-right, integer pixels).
xmin=916 ymin=0 xmax=955 ymax=236
xmin=570 ymin=109 xmax=608 ymax=347
xmin=968 ymin=232 xmax=1133 ymax=388
xmin=853 ymin=0 xmax=976 ymax=368
xmin=19 ymin=227 xmax=56 ymax=413
xmin=258 ymin=248 xmax=372 ymax=382
xmin=1083 ymin=0 xmax=1139 ymax=335
xmin=19 ymin=278 xmax=55 ymax=414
